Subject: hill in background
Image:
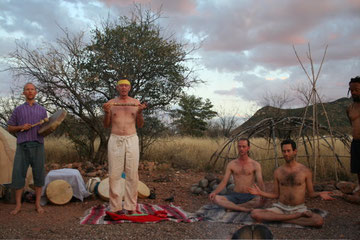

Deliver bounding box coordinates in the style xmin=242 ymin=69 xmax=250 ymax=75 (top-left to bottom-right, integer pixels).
xmin=236 ymin=97 xmax=352 ymax=134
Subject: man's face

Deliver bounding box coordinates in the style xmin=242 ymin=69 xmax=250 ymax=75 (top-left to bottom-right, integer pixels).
xmin=116 ymin=84 xmax=131 ymax=97
xmin=350 ymin=82 xmax=360 ymax=102
xmin=23 ymin=83 xmax=37 ymax=101
xmin=281 ymin=144 xmax=297 ymax=163
xmin=238 ymin=140 xmax=250 ymax=157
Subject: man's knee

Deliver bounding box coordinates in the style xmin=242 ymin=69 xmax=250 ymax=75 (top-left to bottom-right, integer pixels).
xmin=311 ymin=214 xmax=324 ymax=227
xmin=250 ymin=209 xmax=264 ymax=222
xmin=213 ymin=195 xmax=226 ymax=205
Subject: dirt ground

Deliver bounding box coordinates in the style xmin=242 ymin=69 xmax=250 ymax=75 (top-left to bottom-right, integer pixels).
xmin=1 ymin=169 xmax=360 ymax=239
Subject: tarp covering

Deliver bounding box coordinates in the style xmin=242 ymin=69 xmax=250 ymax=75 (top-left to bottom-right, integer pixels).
xmin=0 ymin=127 xmax=17 ymax=184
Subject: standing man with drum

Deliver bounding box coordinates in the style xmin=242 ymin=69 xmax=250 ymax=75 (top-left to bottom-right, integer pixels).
xmin=103 ymin=78 xmax=147 ymax=214
xmin=7 ymin=82 xmax=48 ymax=214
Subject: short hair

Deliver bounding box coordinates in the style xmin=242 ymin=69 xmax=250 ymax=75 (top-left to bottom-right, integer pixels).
xmin=281 ymin=139 xmax=296 ymax=150
xmin=238 ymin=138 xmax=250 ymax=147
xmin=231 ymin=224 xmax=273 ymax=239
xmin=23 ymin=82 xmax=36 ymax=91
xmin=349 ymin=76 xmax=360 ymax=85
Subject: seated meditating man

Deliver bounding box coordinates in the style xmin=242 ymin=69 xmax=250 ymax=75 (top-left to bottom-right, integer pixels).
xmin=249 ymin=139 xmax=334 ymax=227
xmin=209 ymin=138 xmax=265 ymax=212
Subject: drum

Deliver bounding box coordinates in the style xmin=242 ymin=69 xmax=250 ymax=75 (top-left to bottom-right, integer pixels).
xmin=38 ymin=109 xmax=67 ymax=137
xmin=231 ymin=224 xmax=273 ymax=239
xmin=138 ymin=180 xmax=150 ymax=199
xmin=46 ymin=179 xmax=73 ymax=205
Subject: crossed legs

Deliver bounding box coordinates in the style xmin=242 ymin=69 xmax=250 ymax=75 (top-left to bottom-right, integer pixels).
xmin=251 ymin=209 xmax=324 ymax=227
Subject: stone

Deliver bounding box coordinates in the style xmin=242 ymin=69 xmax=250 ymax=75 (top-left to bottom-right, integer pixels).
xmin=212 ymin=184 xmax=218 ymax=191
xmin=204 ymin=174 xmax=217 ymax=182
xmin=323 ymin=184 xmax=336 ymax=191
xmin=209 ymin=180 xmax=218 ymax=189
xmin=86 ymin=172 xmax=97 ymax=177
xmin=193 ymin=187 xmax=203 ymax=195
xmin=336 ymin=181 xmax=356 ymax=194
xmin=227 ymin=183 xmax=235 ymax=191
xmin=199 ymin=179 xmax=209 ymax=188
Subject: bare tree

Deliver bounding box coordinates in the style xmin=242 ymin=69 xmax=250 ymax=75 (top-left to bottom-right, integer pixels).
xmin=216 ymin=106 xmax=241 ymax=137
xmin=259 ymin=90 xmax=294 ymax=109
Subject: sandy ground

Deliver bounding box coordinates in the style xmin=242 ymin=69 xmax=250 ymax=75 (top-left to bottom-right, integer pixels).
xmin=1 ymin=169 xmax=360 ymax=239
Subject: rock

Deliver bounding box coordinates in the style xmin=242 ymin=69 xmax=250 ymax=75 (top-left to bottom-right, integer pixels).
xmin=204 ymin=174 xmax=217 ymax=182
xmin=86 ymin=172 xmax=97 ymax=177
xmin=336 ymin=181 xmax=356 ymax=194
xmin=49 ymin=163 xmax=61 ymax=170
xmin=199 ymin=179 xmax=209 ymax=188
xmin=72 ymin=162 xmax=82 ymax=169
xmin=323 ymin=184 xmax=336 ymax=191
xmin=229 ymin=175 xmax=234 ymax=184
xmin=204 ymin=187 xmax=212 ymax=193
xmin=227 ymin=184 xmax=235 ymax=191
xmin=212 ymin=184 xmax=218 ymax=191
xmin=64 ymin=163 xmax=73 ymax=169
xmin=314 ymin=184 xmax=323 ymax=192
xmin=190 ymin=186 xmax=198 ymax=193
xmin=193 ymin=187 xmax=203 ymax=195
xmin=209 ymin=180 xmax=218 ymax=189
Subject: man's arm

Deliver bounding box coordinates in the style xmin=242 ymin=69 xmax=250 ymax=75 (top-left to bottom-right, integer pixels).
xmin=209 ymin=162 xmax=232 ymax=201
xmin=248 ymin=171 xmax=280 ymax=199
xmin=103 ymin=102 xmax=112 ymax=128
xmin=8 ymin=124 xmax=31 ymax=133
xmin=306 ymin=170 xmax=334 ymax=200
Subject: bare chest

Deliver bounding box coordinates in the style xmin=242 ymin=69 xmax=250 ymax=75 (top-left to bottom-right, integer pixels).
xmin=348 ymin=105 xmax=360 ymax=122
xmin=232 ymin=163 xmax=255 ymax=177
xmin=111 ymin=106 xmax=137 ymax=120
xmin=278 ymin=170 xmax=305 ymax=187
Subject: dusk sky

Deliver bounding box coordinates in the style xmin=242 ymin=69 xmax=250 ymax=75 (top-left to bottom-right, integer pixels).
xmin=1 ymin=0 xmax=359 ymax=117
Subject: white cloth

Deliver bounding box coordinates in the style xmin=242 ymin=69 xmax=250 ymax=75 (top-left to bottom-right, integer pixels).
xmin=41 ymin=168 xmax=91 ymax=205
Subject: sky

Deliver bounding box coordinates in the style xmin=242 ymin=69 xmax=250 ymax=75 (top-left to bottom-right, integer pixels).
xmin=1 ymin=0 xmax=359 ymax=118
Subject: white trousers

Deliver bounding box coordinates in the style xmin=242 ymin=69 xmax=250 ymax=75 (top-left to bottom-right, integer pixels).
xmin=108 ymin=134 xmax=139 ymax=211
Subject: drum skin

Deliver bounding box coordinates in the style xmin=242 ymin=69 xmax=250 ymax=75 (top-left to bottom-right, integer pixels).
xmin=46 ymin=179 xmax=73 ymax=205
xmin=38 ymin=109 xmax=67 ymax=137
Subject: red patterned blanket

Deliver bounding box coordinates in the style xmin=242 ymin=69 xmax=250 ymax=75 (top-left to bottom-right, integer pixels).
xmin=80 ymin=203 xmax=202 ymax=224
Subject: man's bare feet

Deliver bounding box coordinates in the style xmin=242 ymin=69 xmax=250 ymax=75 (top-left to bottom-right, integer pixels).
xmin=300 ymin=211 xmax=313 ymax=218
xmin=10 ymin=207 xmax=21 ymax=215
xmin=36 ymin=206 xmax=44 ymax=214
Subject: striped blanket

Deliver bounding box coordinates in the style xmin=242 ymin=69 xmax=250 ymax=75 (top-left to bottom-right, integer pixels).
xmin=80 ymin=203 xmax=202 ymax=224
xmin=191 ymin=204 xmax=328 ymax=228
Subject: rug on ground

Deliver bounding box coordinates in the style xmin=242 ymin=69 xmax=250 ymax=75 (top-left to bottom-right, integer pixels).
xmin=190 ymin=204 xmax=328 ymax=228
xmin=80 ymin=203 xmax=202 ymax=224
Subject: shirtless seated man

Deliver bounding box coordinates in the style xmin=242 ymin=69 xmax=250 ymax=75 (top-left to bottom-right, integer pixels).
xmin=249 ymin=139 xmax=334 ymax=227
xmin=209 ymin=138 xmax=265 ymax=212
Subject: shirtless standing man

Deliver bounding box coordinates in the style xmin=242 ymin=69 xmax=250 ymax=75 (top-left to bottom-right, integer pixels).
xmin=347 ymin=76 xmax=360 ymax=192
xmin=209 ymin=138 xmax=265 ymax=212
xmin=249 ymin=139 xmax=334 ymax=227
xmin=103 ymin=78 xmax=147 ymax=214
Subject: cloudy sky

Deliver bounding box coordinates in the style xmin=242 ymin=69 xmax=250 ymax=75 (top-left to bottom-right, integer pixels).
xmin=1 ymin=0 xmax=359 ymax=117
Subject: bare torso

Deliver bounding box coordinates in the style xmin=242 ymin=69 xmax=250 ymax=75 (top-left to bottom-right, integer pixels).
xmin=347 ymin=102 xmax=360 ymax=139
xmin=275 ymin=163 xmax=309 ymax=206
xmin=230 ymin=159 xmax=259 ymax=193
xmin=109 ymin=97 xmax=140 ymax=136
